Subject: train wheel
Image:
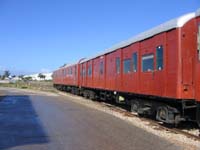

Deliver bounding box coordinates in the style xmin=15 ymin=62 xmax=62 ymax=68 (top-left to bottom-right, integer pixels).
xmin=83 ymin=90 xmax=89 ymax=99
xmin=156 ymin=106 xmax=168 ymax=122
xmin=71 ymin=88 xmax=75 ymax=94
xmin=89 ymin=91 xmax=95 ymax=100
xmin=131 ymin=100 xmax=139 ymax=113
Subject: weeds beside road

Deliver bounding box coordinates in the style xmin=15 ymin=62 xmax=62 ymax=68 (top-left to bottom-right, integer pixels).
xmin=0 ymin=81 xmax=56 ymax=93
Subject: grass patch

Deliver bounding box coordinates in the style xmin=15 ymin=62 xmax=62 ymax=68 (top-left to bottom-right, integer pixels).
xmin=0 ymin=81 xmax=57 ymax=93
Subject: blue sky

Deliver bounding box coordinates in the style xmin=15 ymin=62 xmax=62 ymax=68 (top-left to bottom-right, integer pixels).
xmin=0 ymin=0 xmax=199 ymax=75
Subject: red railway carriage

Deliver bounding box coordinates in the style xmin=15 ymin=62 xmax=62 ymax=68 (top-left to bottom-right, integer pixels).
xmin=53 ymin=64 xmax=78 ymax=92
xmin=53 ymin=9 xmax=200 ymax=126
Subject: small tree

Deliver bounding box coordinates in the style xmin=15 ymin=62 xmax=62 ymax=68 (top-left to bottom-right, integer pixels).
xmin=4 ymin=70 xmax=10 ymax=77
xmin=18 ymin=75 xmax=24 ymax=80
xmin=23 ymin=76 xmax=32 ymax=82
xmin=38 ymin=73 xmax=46 ymax=80
xmin=2 ymin=70 xmax=10 ymax=80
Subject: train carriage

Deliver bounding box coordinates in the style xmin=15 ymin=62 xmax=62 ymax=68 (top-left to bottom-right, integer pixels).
xmin=53 ymin=8 xmax=200 ymax=126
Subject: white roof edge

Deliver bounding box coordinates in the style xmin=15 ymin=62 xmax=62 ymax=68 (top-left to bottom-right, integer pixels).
xmin=196 ymin=8 xmax=200 ymax=17
xmin=81 ymin=12 xmax=195 ymax=63
xmin=54 ymin=63 xmax=76 ymax=72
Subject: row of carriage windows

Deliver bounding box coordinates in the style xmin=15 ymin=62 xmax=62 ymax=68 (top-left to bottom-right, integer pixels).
xmin=61 ymin=68 xmax=73 ymax=76
xmin=80 ymin=45 xmax=164 ymax=76
xmin=79 ymin=45 xmax=163 ymax=77
xmin=122 ymin=45 xmax=163 ymax=73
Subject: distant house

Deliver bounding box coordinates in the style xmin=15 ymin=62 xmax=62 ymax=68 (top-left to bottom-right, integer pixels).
xmin=0 ymin=79 xmax=9 ymax=84
xmin=24 ymin=73 xmax=52 ymax=81
xmin=9 ymin=76 xmax=21 ymax=83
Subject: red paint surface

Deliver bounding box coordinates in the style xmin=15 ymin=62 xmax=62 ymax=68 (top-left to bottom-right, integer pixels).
xmin=53 ymin=16 xmax=200 ymax=102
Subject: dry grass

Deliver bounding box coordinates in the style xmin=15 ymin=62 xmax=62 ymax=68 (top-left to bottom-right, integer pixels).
xmin=0 ymin=81 xmax=56 ymax=93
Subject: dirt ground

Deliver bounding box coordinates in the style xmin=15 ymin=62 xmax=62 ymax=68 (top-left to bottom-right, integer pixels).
xmin=0 ymin=90 xmax=4 ymax=96
xmin=0 ymin=91 xmax=5 ymax=102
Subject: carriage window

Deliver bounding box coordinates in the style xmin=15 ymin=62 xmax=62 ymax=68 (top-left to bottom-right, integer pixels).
xmin=116 ymin=57 xmax=120 ymax=74
xmin=70 ymin=68 xmax=73 ymax=75
xmin=142 ymin=54 xmax=154 ymax=72
xmin=100 ymin=61 xmax=104 ymax=74
xmin=123 ymin=59 xmax=131 ymax=73
xmin=88 ymin=64 xmax=92 ymax=76
xmin=64 ymin=69 xmax=66 ymax=76
xmin=80 ymin=66 xmax=82 ymax=76
xmin=83 ymin=68 xmax=86 ymax=76
xmin=75 ymin=66 xmax=77 ymax=76
xmin=132 ymin=52 xmax=137 ymax=72
xmin=68 ymin=68 xmax=71 ymax=75
xmin=198 ymin=24 xmax=200 ymax=60
xmin=81 ymin=65 xmax=86 ymax=77
xmin=156 ymin=46 xmax=163 ymax=70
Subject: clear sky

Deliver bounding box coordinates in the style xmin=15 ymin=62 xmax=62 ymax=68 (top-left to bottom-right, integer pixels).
xmin=0 ymin=0 xmax=199 ymax=75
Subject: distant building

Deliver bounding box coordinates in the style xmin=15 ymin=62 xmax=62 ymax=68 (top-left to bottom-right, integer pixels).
xmin=24 ymin=73 xmax=52 ymax=81
xmin=0 ymin=79 xmax=9 ymax=84
xmin=9 ymin=76 xmax=21 ymax=83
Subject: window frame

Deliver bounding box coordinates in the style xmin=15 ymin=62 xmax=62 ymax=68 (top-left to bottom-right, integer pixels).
xmin=82 ymin=64 xmax=86 ymax=77
xmin=88 ymin=64 xmax=92 ymax=76
xmin=156 ymin=45 xmax=164 ymax=71
xmin=70 ymin=67 xmax=73 ymax=75
xmin=75 ymin=66 xmax=77 ymax=76
xmin=100 ymin=61 xmax=104 ymax=75
xmin=132 ymin=52 xmax=138 ymax=72
xmin=80 ymin=65 xmax=82 ymax=76
xmin=123 ymin=58 xmax=131 ymax=74
xmin=142 ymin=54 xmax=154 ymax=72
xmin=116 ymin=57 xmax=120 ymax=74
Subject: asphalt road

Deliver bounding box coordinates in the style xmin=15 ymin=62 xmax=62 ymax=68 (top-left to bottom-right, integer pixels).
xmin=0 ymin=88 xmax=183 ymax=150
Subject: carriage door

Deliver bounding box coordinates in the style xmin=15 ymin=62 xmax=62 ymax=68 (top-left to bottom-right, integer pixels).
xmin=82 ymin=63 xmax=87 ymax=87
xmin=122 ymin=47 xmax=132 ymax=92
xmin=115 ymin=49 xmax=122 ymax=91
xmin=140 ymin=34 xmax=165 ymax=96
xmin=195 ymin=20 xmax=200 ymax=100
xmin=153 ymin=34 xmax=165 ymax=96
xmin=74 ymin=65 xmax=77 ymax=85
xmin=140 ymin=40 xmax=155 ymax=95
xmin=181 ymin=20 xmax=196 ymax=98
xmin=99 ymin=56 xmax=105 ymax=88
xmin=79 ymin=64 xmax=83 ymax=87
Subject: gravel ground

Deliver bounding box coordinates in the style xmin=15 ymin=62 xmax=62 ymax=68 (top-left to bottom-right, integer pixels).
xmin=0 ymin=89 xmax=5 ymax=99
xmin=58 ymin=92 xmax=200 ymax=150
xmin=183 ymin=129 xmax=200 ymax=137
